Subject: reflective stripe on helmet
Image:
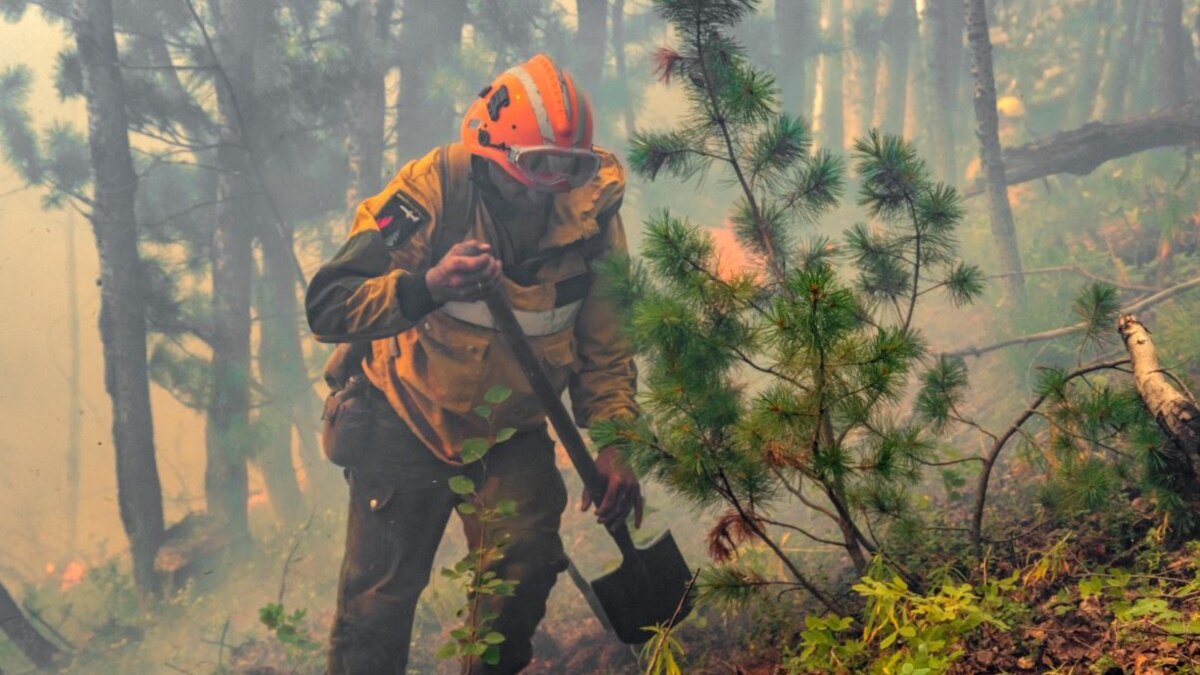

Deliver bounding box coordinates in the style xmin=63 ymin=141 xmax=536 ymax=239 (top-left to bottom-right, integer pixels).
xmin=507 ymin=65 xmax=555 ymax=144
xmin=438 ymin=299 xmax=584 ymax=336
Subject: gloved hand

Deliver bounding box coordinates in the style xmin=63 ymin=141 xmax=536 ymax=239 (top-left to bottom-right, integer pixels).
xmin=581 ymin=446 xmax=644 ymax=530
xmin=425 ymin=239 xmax=502 ymax=304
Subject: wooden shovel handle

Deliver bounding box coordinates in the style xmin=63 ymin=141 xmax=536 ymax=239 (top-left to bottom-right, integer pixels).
xmin=483 ymin=292 xmax=639 ymax=559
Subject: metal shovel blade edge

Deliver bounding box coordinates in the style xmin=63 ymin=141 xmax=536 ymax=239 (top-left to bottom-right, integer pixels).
xmin=588 ymin=529 xmax=694 ymax=644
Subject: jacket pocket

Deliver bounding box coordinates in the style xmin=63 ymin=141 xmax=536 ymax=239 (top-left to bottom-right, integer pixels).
xmin=413 ymin=310 xmax=491 ymax=413
xmin=539 ymin=329 xmax=578 ymax=393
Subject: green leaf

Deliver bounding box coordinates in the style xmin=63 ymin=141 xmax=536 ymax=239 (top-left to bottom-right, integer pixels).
xmin=456 ymin=502 xmax=476 ymax=515
xmin=461 ymin=437 xmax=490 ymax=464
xmin=484 ymin=386 xmax=513 ymax=403
xmin=484 ymin=631 xmax=506 ymax=644
xmin=482 ymin=644 xmax=502 ymax=665
xmin=495 ymin=500 xmax=518 ymax=518
xmin=449 ymin=475 xmax=476 ymax=495
xmin=435 ymin=641 xmax=459 ymax=659
xmin=495 ymin=428 xmax=516 ymax=443
xmin=473 ymin=405 xmax=492 ymax=419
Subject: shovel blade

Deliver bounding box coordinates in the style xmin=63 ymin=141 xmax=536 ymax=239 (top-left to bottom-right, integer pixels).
xmin=589 ymin=530 xmax=694 ymax=644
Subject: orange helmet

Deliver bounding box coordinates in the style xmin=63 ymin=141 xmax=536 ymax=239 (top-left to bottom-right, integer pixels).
xmin=461 ymin=54 xmax=599 ymax=191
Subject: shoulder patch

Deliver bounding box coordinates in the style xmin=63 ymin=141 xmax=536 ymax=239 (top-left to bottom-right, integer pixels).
xmin=375 ymin=190 xmax=431 ymax=248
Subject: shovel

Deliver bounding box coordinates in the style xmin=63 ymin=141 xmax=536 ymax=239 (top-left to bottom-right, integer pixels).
xmin=483 ymin=291 xmax=694 ymax=644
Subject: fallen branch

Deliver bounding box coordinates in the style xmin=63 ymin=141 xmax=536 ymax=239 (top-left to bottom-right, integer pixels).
xmin=949 ymin=274 xmax=1200 ymax=358
xmin=1118 ymin=314 xmax=1200 ymax=511
xmin=963 ymin=100 xmax=1200 ymax=197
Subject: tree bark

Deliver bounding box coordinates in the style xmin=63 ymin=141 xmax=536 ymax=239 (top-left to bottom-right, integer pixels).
xmin=73 ymin=0 xmax=165 ymax=593
xmin=872 ymin=0 xmax=916 ymax=135
xmin=777 ymin=0 xmax=817 ymax=117
xmin=962 ymin=99 xmax=1200 ymax=196
xmin=965 ymin=0 xmax=1023 ymax=297
xmin=344 ymin=0 xmax=396 ymax=209
xmin=813 ymin=0 xmax=844 ymax=150
xmin=1118 ymin=314 xmax=1200 ymax=511
xmin=0 ymin=580 xmax=60 ymax=668
xmin=575 ymin=0 xmax=607 ymax=92
xmin=924 ymin=0 xmax=962 ymax=183
xmin=1157 ymin=0 xmax=1190 ymax=109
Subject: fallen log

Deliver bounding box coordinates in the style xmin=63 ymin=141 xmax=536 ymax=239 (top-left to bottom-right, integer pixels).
xmin=1118 ymin=314 xmax=1200 ymax=516
xmin=964 ymin=100 xmax=1200 ymax=196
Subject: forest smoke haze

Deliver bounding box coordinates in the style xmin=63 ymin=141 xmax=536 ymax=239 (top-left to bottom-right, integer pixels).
xmin=2 ymin=0 xmax=1200 ymax=673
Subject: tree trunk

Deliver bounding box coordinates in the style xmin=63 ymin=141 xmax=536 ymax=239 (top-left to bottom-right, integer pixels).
xmin=73 ymin=0 xmax=165 ymax=593
xmin=777 ymin=0 xmax=817 ymax=117
xmin=1127 ymin=1 xmax=1157 ymax=116
xmin=612 ymin=0 xmax=636 ymax=136
xmin=903 ymin=6 xmax=929 ymax=149
xmin=961 ymin=99 xmax=1200 ymax=196
xmin=925 ymin=0 xmax=962 ymax=183
xmin=395 ymin=0 xmax=467 ymax=162
xmin=872 ymin=0 xmax=916 ymax=135
xmin=65 ymin=212 xmax=81 ymax=555
xmin=1070 ymin=0 xmax=1113 ymax=125
xmin=0 ymin=580 xmax=60 ymax=668
xmin=206 ymin=0 xmax=271 ymax=542
xmin=575 ymin=0 xmax=607 ymax=92
xmin=965 ymin=0 xmax=1023 ymax=298
xmin=1093 ymin=0 xmax=1140 ymax=121
xmin=843 ymin=2 xmax=878 ymax=143
xmin=813 ymin=0 xmax=844 ymax=150
xmin=345 ymin=0 xmax=396 ymax=209
xmin=254 ymin=233 xmax=307 ymax=526
xmin=1118 ymin=314 xmax=1200 ymax=512
xmin=1157 ymin=0 xmax=1189 ymax=109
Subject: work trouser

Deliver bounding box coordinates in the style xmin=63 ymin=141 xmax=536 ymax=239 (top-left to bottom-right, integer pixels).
xmin=327 ymin=391 xmax=569 ymax=675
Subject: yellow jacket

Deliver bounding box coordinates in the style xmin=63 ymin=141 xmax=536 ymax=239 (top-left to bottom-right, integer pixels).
xmin=306 ymin=143 xmax=638 ymax=462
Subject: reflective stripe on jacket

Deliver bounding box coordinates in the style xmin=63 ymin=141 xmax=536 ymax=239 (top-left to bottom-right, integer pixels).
xmin=305 ymin=143 xmax=637 ymax=462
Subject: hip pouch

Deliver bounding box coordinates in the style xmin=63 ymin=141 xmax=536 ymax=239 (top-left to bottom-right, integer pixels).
xmin=321 ymin=374 xmax=375 ymax=467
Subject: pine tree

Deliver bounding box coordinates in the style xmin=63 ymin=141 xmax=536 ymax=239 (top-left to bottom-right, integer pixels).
xmin=597 ymin=0 xmax=984 ymax=609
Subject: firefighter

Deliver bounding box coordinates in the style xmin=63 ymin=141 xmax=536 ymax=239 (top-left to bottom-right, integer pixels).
xmin=306 ymin=53 xmax=643 ymax=674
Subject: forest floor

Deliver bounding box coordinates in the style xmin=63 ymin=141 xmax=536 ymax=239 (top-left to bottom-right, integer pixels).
xmin=7 ymin=457 xmax=1200 ymax=675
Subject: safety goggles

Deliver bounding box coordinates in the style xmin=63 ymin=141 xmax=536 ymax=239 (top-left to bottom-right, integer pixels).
xmin=507 ymin=146 xmax=600 ymax=190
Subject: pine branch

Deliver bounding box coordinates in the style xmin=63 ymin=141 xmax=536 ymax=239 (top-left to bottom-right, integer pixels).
xmin=949 ymin=274 xmax=1200 ymax=358
xmin=690 ymin=18 xmax=785 ymax=286
xmin=970 ymin=357 xmax=1131 ymax=553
